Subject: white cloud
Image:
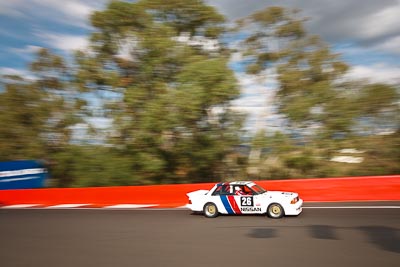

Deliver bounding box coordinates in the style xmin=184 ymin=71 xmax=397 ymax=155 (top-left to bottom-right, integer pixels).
xmin=87 ymin=117 xmax=112 ymax=129
xmin=230 ymin=52 xmax=244 ymax=64
xmin=211 ymin=0 xmax=400 ymax=57
xmin=173 ymin=32 xmax=220 ymax=52
xmin=0 ymin=0 xmax=26 ymax=17
xmin=0 ymin=67 xmax=26 ymax=76
xmin=7 ymin=45 xmax=42 ymax=61
xmin=374 ymin=35 xmax=400 ymax=55
xmin=236 ymin=69 xmax=278 ymax=93
xmin=34 ymin=0 xmax=95 ymax=18
xmin=344 ymin=64 xmax=400 ymax=84
xmin=358 ymin=3 xmax=400 ymax=40
xmin=232 ymin=94 xmax=267 ymax=108
xmin=36 ymin=32 xmax=88 ymax=52
xmin=33 ymin=0 xmax=107 ymax=28
xmin=11 ymin=45 xmax=42 ymax=54
xmin=231 ymin=71 xmax=280 ymax=131
xmin=1 ymin=0 xmax=106 ymax=29
xmin=0 ymin=67 xmax=36 ymax=80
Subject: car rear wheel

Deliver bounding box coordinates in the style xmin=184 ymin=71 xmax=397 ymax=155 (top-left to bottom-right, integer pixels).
xmin=267 ymin=203 xmax=284 ymax=219
xmin=203 ymin=203 xmax=218 ymax=218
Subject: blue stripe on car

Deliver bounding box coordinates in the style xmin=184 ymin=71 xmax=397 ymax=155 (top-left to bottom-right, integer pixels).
xmin=220 ymin=195 xmax=234 ymax=214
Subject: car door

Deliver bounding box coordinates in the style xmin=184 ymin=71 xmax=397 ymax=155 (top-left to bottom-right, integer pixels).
xmin=217 ymin=184 xmax=242 ymax=214
xmin=234 ymin=185 xmax=262 ymax=214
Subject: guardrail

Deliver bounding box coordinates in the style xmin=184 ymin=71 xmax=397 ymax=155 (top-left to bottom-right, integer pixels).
xmin=1 ymin=175 xmax=399 ymax=208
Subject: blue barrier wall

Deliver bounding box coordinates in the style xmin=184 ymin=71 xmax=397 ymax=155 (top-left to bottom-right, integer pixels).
xmin=0 ymin=160 xmax=47 ymax=190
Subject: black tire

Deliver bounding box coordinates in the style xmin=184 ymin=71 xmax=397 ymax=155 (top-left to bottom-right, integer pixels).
xmin=203 ymin=202 xmax=219 ymax=218
xmin=267 ymin=203 xmax=284 ymax=219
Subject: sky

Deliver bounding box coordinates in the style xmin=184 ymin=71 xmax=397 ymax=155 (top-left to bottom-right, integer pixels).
xmin=1 ymin=0 xmax=399 ymax=133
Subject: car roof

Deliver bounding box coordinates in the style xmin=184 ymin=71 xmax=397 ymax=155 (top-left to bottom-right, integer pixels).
xmin=217 ymin=181 xmax=253 ymax=186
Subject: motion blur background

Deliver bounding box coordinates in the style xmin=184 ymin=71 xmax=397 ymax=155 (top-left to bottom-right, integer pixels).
xmin=0 ymin=0 xmax=399 ymax=187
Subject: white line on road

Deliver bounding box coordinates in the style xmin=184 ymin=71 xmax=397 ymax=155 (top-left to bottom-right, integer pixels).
xmin=104 ymin=204 xmax=158 ymax=209
xmin=1 ymin=204 xmax=40 ymax=208
xmin=45 ymin=204 xmax=91 ymax=209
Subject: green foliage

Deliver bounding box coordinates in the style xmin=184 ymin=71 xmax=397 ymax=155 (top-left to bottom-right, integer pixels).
xmin=0 ymin=81 xmax=47 ymax=160
xmin=143 ymin=0 xmax=225 ymax=37
xmin=251 ymin=130 xmax=269 ymax=149
xmin=359 ymin=83 xmax=399 ymax=114
xmin=1 ymin=2 xmax=398 ymax=187
xmin=49 ymin=146 xmax=140 ymax=187
xmin=251 ymin=6 xmax=285 ymax=25
xmin=252 ymin=130 xmax=400 ymax=180
xmin=284 ymin=152 xmax=316 ymax=174
xmin=74 ymin=0 xmax=242 ymax=184
xmin=239 ymin=6 xmax=399 ymax=140
xmin=0 ymin=48 xmax=84 ymax=161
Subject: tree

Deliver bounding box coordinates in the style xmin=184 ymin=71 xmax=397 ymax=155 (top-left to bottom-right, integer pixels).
xmin=237 ymin=6 xmax=399 ymax=179
xmin=76 ymin=0 xmax=243 ymax=183
xmin=0 ymin=49 xmax=82 ymax=159
xmin=0 ymin=76 xmax=48 ymax=160
xmin=0 ymin=48 xmax=92 ymax=186
xmin=239 ymin=7 xmax=353 ymax=135
xmin=355 ymin=83 xmax=399 ymax=134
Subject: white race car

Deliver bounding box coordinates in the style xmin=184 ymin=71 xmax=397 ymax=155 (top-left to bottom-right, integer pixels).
xmin=186 ymin=181 xmax=303 ymax=218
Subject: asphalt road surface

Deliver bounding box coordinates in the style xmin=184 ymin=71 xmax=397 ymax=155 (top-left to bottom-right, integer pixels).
xmin=1 ymin=203 xmax=399 ymax=267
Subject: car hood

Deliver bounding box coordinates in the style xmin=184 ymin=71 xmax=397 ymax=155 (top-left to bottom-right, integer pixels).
xmin=262 ymin=191 xmax=298 ymax=200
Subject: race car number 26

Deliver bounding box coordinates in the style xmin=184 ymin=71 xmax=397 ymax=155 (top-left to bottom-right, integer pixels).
xmin=241 ymin=196 xmax=253 ymax=206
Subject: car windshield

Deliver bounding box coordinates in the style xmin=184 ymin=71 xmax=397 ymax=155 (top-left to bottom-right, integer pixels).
xmin=250 ymin=184 xmax=267 ymax=194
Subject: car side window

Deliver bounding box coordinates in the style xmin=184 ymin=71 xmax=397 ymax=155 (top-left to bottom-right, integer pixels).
xmin=243 ymin=185 xmax=253 ymax=195
xmin=212 ymin=184 xmax=235 ymax=195
xmin=221 ymin=185 xmax=232 ymax=195
xmin=212 ymin=185 xmax=223 ymax=196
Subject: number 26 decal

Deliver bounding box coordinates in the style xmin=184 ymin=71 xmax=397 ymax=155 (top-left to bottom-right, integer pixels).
xmin=241 ymin=197 xmax=253 ymax=206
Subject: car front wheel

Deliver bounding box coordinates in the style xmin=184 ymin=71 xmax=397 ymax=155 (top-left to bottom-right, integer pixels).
xmin=203 ymin=202 xmax=218 ymax=218
xmin=267 ymin=203 xmax=284 ymax=219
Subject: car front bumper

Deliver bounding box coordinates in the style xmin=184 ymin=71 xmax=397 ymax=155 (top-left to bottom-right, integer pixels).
xmin=284 ymin=199 xmax=303 ymax=216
